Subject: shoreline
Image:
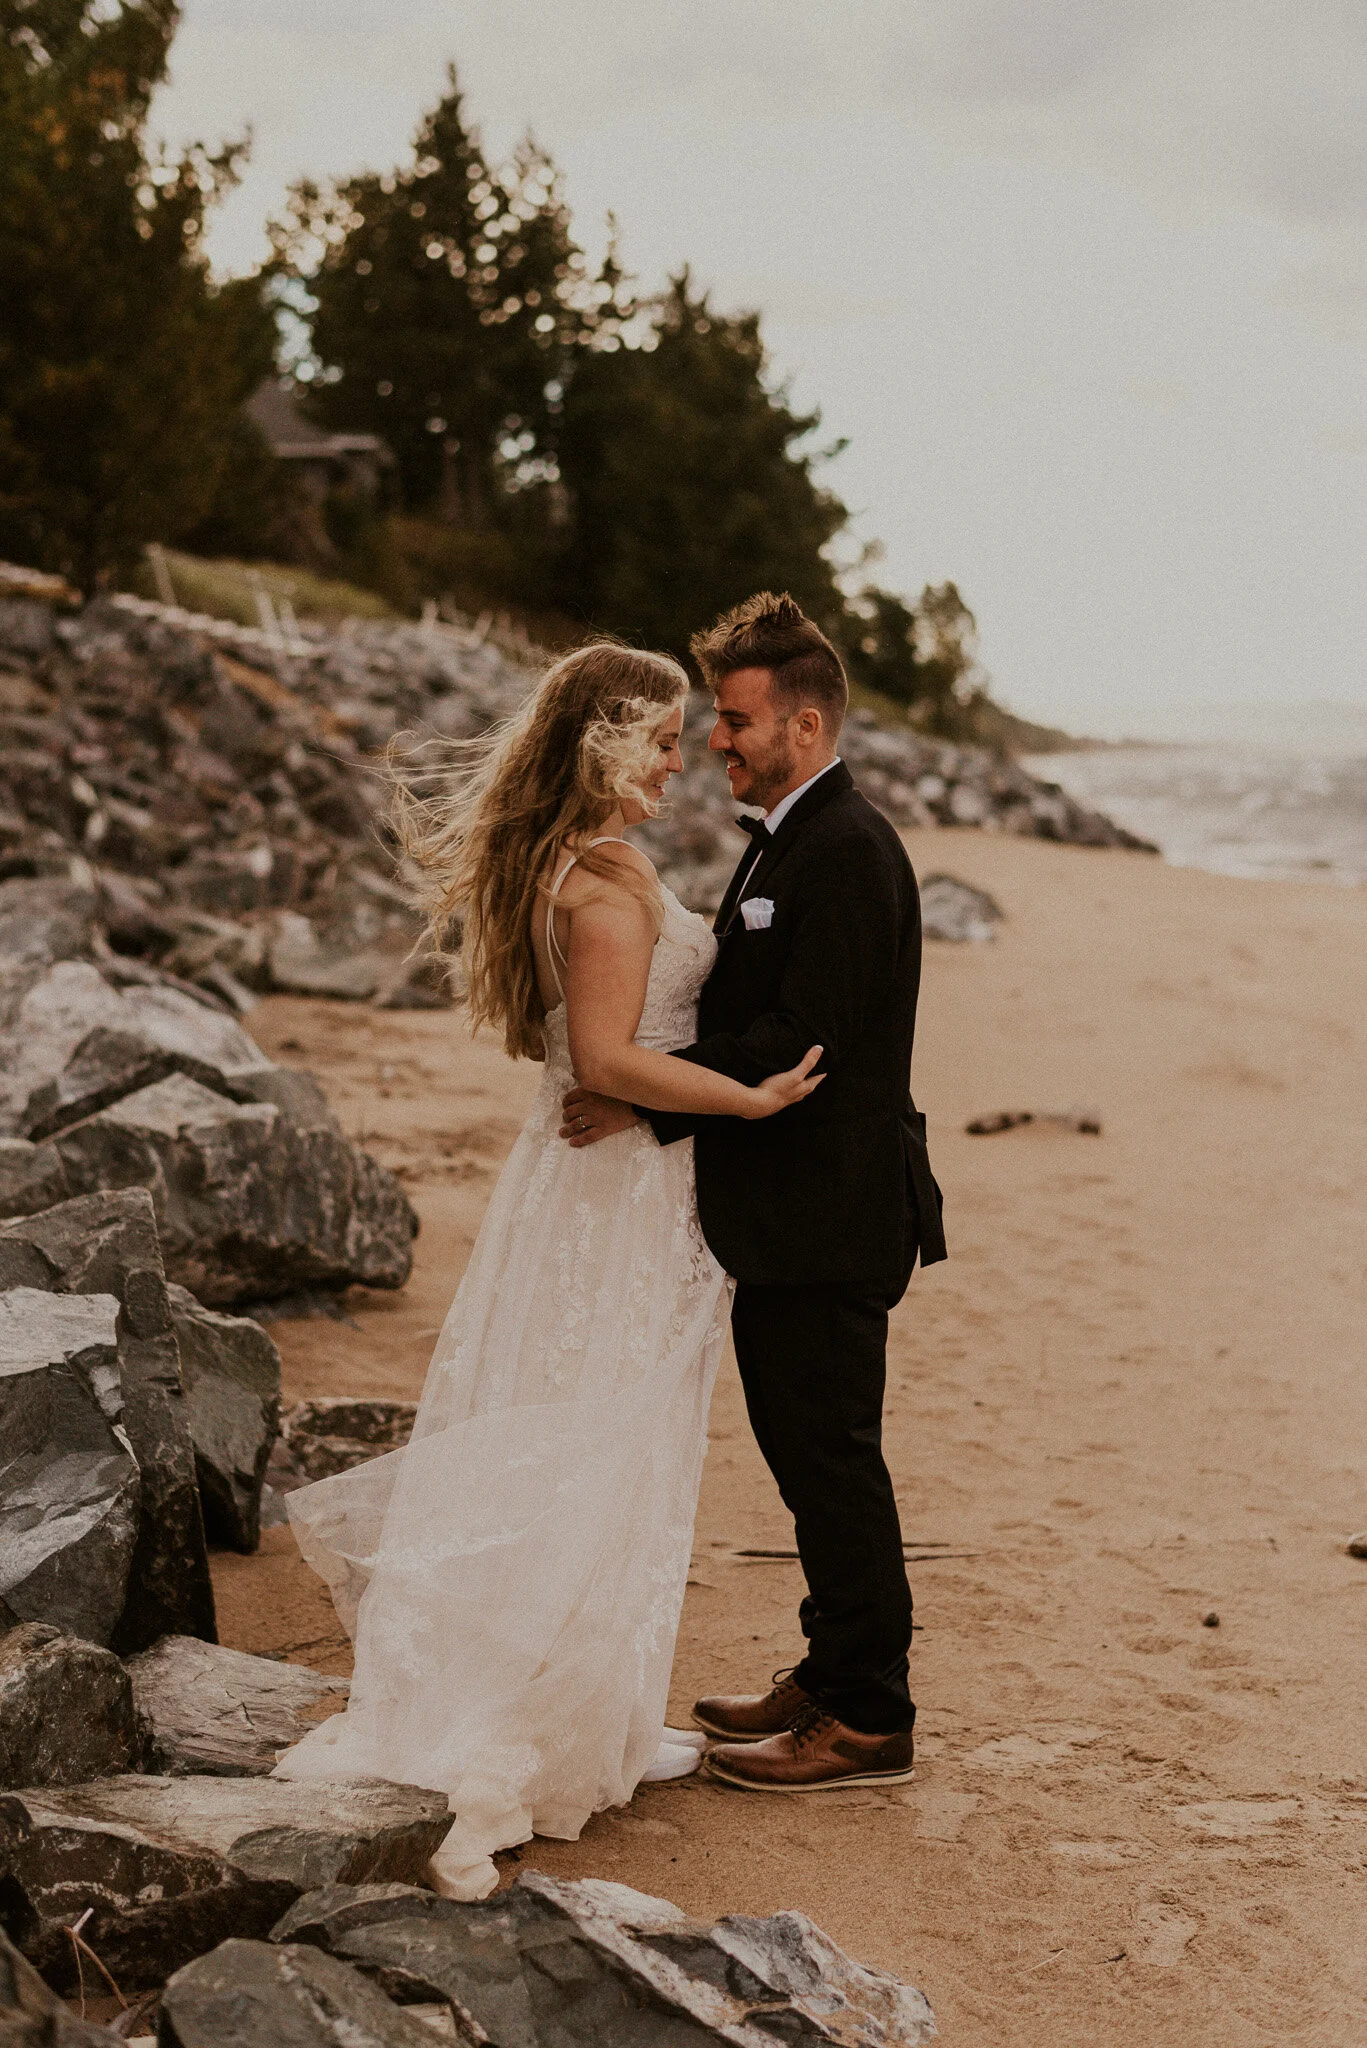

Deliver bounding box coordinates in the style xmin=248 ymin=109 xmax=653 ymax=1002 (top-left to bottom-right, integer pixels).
xmin=218 ymin=830 xmax=1367 ymax=2047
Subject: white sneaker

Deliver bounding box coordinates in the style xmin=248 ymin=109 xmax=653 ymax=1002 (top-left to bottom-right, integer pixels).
xmin=640 ymin=1739 xmax=703 ymax=1783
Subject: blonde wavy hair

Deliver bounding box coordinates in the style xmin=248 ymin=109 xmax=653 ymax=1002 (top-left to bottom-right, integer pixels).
xmin=394 ymin=641 xmax=689 ymax=1058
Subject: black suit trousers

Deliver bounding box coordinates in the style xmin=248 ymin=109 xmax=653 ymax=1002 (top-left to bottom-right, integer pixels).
xmin=730 ymin=1281 xmax=915 ymax=1734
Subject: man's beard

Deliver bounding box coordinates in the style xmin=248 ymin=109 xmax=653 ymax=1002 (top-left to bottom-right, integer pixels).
xmin=737 ymin=733 xmax=797 ymax=811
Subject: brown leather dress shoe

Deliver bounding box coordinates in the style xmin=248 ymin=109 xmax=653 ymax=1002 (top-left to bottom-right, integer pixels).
xmin=705 ymin=1704 xmax=915 ymax=1792
xmin=692 ymin=1668 xmax=813 ymax=1743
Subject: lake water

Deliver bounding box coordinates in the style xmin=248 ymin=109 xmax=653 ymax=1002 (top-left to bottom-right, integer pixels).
xmin=1025 ymin=747 xmax=1367 ymax=887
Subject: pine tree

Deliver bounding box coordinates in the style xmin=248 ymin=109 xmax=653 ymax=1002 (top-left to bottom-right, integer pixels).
xmin=0 ymin=0 xmax=275 ymax=584
xmin=279 ymin=71 xmax=600 ymax=524
xmin=553 ymin=275 xmax=848 ymax=658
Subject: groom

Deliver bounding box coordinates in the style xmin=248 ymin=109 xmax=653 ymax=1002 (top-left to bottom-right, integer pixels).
xmin=562 ymin=591 xmax=945 ymax=1790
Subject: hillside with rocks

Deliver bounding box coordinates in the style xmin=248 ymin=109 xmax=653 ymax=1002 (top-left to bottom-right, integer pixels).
xmin=0 ymin=569 xmax=1154 ymax=1017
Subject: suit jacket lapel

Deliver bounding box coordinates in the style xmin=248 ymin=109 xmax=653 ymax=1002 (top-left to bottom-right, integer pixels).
xmin=712 ymin=822 xmax=768 ymax=937
xmin=715 ymin=762 xmax=853 ymax=944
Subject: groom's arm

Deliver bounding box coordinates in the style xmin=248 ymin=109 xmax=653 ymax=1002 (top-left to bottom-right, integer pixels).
xmin=641 ymin=832 xmax=903 ymax=1146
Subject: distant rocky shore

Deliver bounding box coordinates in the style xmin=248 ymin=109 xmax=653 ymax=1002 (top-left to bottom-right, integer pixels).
xmin=0 ymin=570 xmax=1155 ymax=1011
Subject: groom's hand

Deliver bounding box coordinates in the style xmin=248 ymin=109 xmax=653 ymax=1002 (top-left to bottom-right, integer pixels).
xmin=560 ymin=1086 xmax=640 ymax=1147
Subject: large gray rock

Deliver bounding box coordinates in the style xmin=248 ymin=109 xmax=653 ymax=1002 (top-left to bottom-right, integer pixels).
xmin=159 ymin=1939 xmax=440 ymax=2048
xmin=126 ymin=1636 xmax=347 ymax=1778
xmin=918 ymin=873 xmax=1004 ymax=944
xmin=18 ymin=1027 xmax=244 ymax=1144
xmin=0 ymin=1290 xmax=139 ymax=1646
xmin=0 ymin=960 xmax=270 ymax=1143
xmin=167 ymin=1286 xmax=280 ymax=1551
xmin=51 ymin=1073 xmax=417 ymax=1309
xmin=0 ymin=1624 xmax=142 ymax=1790
xmin=0 ymin=1191 xmax=216 ymax=1653
xmin=0 ymin=1923 xmax=128 ymax=2045
xmin=273 ymin=1870 xmax=939 ymax=2046
xmin=266 ymin=914 xmax=382 ymax=1002
xmin=0 ymin=1777 xmax=450 ymax=1991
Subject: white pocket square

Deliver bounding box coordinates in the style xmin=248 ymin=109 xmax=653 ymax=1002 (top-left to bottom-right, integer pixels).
xmin=740 ymin=896 xmax=775 ymax=930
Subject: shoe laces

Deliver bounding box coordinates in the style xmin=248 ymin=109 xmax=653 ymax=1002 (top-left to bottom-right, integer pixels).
xmin=789 ymin=1703 xmax=836 ymax=1751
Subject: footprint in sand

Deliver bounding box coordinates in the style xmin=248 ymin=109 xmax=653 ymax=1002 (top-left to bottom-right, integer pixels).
xmin=1173 ymin=1797 xmax=1300 ymax=1838
xmin=963 ymin=1727 xmax=1104 ymax=1771
xmin=1131 ymin=1903 xmax=1201 ymax=1966
xmin=1049 ymin=1839 xmax=1144 ymax=1868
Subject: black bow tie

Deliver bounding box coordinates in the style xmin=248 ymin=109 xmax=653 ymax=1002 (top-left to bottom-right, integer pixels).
xmin=738 ymin=812 xmax=769 ymax=839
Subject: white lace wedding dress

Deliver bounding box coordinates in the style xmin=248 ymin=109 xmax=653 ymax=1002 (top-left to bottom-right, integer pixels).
xmin=273 ymin=862 xmax=729 ymax=1899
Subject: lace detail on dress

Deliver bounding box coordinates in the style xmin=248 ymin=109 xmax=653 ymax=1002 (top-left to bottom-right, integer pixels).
xmin=274 ymin=880 xmax=728 ymax=1901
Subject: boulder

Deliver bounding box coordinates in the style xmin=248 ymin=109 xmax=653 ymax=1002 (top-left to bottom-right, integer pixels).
xmin=230 ymin=1067 xmax=338 ymax=1131
xmin=0 ymin=1923 xmax=128 ymax=2046
xmin=0 ymin=1191 xmax=216 ymax=1653
xmin=0 ymin=960 xmax=270 ymax=1143
xmin=282 ymin=1400 xmax=417 ymax=1485
xmin=167 ymin=1287 xmax=281 ymax=1552
xmin=0 ymin=1777 xmax=450 ymax=1991
xmin=919 ymin=873 xmax=1004 ymax=944
xmin=0 ymin=881 xmax=96 ymax=980
xmin=159 ymin=1939 xmax=440 ymax=2048
xmin=0 ymin=1142 xmax=68 ymax=1221
xmin=18 ymin=1028 xmax=243 ymax=1145
xmin=266 ymin=914 xmax=382 ymax=1003
xmin=0 ymin=1289 xmax=139 ymax=1646
xmin=0 ymin=1624 xmax=142 ymax=1791
xmin=272 ymin=1869 xmax=939 ymax=2046
xmin=126 ymin=1637 xmax=347 ymax=1778
xmin=51 ymin=1075 xmax=417 ymax=1309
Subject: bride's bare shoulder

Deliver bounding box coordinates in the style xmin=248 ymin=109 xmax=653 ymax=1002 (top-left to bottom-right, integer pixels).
xmin=549 ymin=838 xmax=659 ymax=907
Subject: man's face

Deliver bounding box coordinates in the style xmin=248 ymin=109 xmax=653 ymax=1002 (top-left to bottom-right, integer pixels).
xmin=708 ymin=667 xmax=799 ymax=810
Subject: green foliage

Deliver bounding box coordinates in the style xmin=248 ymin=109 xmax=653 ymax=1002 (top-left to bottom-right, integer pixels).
xmin=553 ymin=276 xmax=848 ymax=659
xmin=275 ymin=70 xmax=618 ymax=524
xmin=840 ymin=579 xmax=991 ymax=738
xmin=0 ymin=16 xmax=1046 ymax=747
xmin=176 ymin=411 xmax=296 ymax=562
xmin=0 ymin=0 xmax=276 ymax=585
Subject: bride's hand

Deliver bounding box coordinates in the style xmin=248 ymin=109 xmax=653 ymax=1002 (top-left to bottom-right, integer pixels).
xmin=743 ymin=1046 xmax=825 ymax=1119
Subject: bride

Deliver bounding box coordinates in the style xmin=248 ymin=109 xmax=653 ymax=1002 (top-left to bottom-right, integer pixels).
xmin=273 ymin=640 xmax=822 ymax=1899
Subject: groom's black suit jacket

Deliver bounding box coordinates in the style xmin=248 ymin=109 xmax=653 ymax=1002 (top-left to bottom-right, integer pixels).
xmin=645 ymin=761 xmax=945 ymax=1293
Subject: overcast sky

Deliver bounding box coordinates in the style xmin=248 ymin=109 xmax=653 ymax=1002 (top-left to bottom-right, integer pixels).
xmin=153 ymin=2 xmax=1366 ymax=741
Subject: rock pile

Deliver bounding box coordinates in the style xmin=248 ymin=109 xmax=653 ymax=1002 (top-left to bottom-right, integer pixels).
xmin=147 ymin=1869 xmax=939 ymax=2045
xmin=0 ymin=889 xmax=416 ymax=1669
xmin=0 ymin=875 xmax=418 ymax=1306
xmin=0 ymin=1618 xmax=937 ymax=2037
xmin=0 ymin=1774 xmax=452 ymax=1991
xmin=0 ymin=577 xmax=1152 ymax=1020
xmin=260 ymin=1871 xmax=938 ymax=2046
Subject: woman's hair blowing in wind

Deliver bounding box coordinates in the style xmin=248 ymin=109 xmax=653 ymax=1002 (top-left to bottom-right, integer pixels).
xmin=394 ymin=641 xmax=688 ymax=1059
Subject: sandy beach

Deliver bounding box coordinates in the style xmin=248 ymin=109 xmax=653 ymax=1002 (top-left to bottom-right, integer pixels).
xmin=214 ymin=829 xmax=1367 ymax=2048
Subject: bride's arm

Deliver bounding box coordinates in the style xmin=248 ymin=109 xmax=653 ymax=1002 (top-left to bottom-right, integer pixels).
xmin=562 ymin=884 xmax=821 ymax=1120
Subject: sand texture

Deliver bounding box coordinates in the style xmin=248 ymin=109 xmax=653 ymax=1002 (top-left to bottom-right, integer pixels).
xmin=216 ymin=831 xmax=1367 ymax=2047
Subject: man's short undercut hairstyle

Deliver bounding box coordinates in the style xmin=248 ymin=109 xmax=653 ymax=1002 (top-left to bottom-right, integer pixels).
xmin=691 ymin=592 xmax=848 ymax=736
